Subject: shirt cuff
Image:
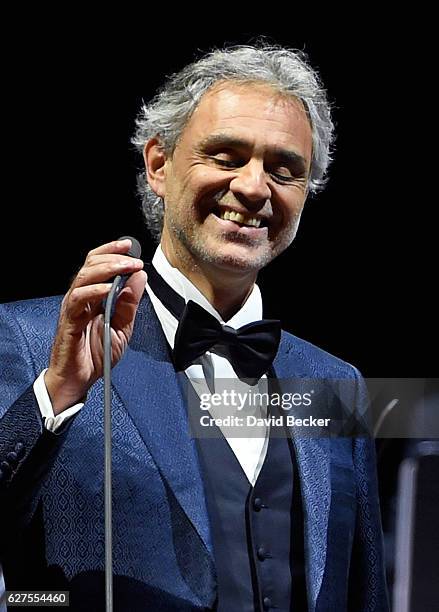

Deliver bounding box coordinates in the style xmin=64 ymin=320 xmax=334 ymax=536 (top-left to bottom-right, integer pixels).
xmin=33 ymin=369 xmax=84 ymax=432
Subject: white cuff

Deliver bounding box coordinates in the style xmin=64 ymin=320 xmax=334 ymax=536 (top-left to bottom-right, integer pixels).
xmin=33 ymin=369 xmax=84 ymax=432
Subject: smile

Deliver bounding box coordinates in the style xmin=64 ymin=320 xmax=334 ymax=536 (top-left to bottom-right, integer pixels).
xmin=214 ymin=207 xmax=266 ymax=228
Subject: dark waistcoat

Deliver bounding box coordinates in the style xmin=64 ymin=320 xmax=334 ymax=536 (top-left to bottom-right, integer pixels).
xmin=188 ymin=376 xmax=308 ymax=612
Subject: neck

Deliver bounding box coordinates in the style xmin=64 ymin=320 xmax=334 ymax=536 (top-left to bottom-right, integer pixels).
xmin=160 ymin=239 xmax=257 ymax=321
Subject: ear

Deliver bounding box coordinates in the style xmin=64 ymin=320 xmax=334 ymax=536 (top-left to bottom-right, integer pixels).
xmin=143 ymin=138 xmax=168 ymax=199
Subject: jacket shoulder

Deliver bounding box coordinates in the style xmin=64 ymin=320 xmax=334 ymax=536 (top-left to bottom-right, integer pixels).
xmin=0 ymin=294 xmax=63 ymax=319
xmin=0 ymin=295 xmax=63 ymax=340
xmin=0 ymin=296 xmax=63 ymax=413
xmin=280 ymin=329 xmax=360 ymax=380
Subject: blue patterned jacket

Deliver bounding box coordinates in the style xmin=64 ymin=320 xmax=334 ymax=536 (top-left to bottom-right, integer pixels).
xmin=0 ymin=293 xmax=389 ymax=611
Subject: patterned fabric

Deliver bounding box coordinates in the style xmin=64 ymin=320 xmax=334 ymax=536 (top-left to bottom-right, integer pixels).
xmin=0 ymin=293 xmax=389 ymax=611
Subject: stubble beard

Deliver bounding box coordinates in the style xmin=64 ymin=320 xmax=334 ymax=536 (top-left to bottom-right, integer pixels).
xmin=167 ymin=209 xmax=302 ymax=273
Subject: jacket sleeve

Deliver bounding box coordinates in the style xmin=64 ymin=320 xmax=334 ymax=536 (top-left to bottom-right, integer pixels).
xmin=347 ymin=370 xmax=390 ymax=611
xmin=0 ymin=302 xmax=72 ymax=551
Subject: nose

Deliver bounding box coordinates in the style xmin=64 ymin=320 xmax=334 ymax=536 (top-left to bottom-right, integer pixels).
xmin=229 ymin=160 xmax=271 ymax=204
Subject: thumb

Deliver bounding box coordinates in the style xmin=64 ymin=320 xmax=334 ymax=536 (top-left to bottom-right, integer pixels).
xmin=123 ymin=269 xmax=147 ymax=305
xmin=110 ymin=270 xmax=147 ymax=330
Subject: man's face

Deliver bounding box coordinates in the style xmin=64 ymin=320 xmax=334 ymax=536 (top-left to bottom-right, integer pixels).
xmin=152 ymin=82 xmax=313 ymax=275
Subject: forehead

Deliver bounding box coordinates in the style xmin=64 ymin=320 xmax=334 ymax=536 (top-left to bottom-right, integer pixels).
xmin=178 ymin=82 xmax=313 ymax=160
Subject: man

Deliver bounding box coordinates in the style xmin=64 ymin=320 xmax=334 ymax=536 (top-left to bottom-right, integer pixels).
xmin=0 ymin=44 xmax=389 ymax=610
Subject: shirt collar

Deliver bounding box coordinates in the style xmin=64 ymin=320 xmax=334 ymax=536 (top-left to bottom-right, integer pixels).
xmin=149 ymin=244 xmax=263 ymax=328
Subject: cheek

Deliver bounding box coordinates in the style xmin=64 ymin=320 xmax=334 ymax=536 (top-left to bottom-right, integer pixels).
xmin=169 ymin=171 xmax=208 ymax=208
xmin=188 ymin=166 xmax=232 ymax=200
xmin=280 ymin=194 xmax=305 ymax=224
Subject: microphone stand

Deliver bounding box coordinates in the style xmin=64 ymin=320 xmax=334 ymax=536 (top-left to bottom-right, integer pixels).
xmin=103 ymin=279 xmax=122 ymax=612
xmin=102 ymin=236 xmax=141 ymax=612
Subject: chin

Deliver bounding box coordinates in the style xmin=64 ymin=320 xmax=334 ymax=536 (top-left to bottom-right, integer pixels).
xmin=201 ymin=244 xmax=273 ymax=273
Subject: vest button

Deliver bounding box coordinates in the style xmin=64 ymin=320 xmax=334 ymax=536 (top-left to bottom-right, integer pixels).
xmin=263 ymin=596 xmax=272 ymax=609
xmin=253 ymin=497 xmax=263 ymax=511
xmin=257 ymin=545 xmax=267 ymax=560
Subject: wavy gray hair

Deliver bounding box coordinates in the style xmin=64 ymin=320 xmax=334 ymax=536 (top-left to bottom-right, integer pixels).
xmin=132 ymin=44 xmax=335 ymax=241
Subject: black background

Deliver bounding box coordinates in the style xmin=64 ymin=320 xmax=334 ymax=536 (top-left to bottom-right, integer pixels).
xmin=1 ymin=15 xmax=435 ymax=378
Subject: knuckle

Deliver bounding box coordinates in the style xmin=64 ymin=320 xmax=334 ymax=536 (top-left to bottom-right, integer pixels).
xmin=75 ymin=270 xmax=86 ymax=285
xmin=69 ymin=287 xmax=81 ymax=303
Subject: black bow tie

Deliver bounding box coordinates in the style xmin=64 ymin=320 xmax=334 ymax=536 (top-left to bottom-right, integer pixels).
xmin=145 ymin=263 xmax=281 ymax=380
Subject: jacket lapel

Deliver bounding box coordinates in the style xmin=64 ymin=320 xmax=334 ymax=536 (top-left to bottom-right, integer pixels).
xmin=111 ymin=292 xmax=213 ymax=557
xmin=273 ymin=333 xmax=331 ymax=611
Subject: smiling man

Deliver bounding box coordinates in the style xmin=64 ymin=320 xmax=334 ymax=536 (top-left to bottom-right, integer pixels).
xmin=0 ymin=45 xmax=389 ymax=611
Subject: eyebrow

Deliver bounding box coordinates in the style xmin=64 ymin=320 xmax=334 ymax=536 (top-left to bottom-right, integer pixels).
xmin=198 ymin=134 xmax=309 ymax=173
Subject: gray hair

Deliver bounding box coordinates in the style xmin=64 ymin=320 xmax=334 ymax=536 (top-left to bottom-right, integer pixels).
xmin=132 ymin=44 xmax=335 ymax=241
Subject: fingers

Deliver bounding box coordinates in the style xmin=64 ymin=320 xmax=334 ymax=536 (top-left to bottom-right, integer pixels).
xmin=66 ymin=283 xmax=113 ymax=320
xmin=72 ymin=237 xmax=142 ymax=287
xmin=62 ymin=240 xmax=145 ymax=325
xmin=73 ymin=254 xmax=144 ymax=289
xmin=87 ymin=238 xmax=134 ymax=257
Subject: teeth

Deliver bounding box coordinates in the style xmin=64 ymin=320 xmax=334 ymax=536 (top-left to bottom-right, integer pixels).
xmin=220 ymin=209 xmax=261 ymax=228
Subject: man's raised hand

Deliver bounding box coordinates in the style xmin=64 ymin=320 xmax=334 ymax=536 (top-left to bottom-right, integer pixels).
xmin=44 ymin=239 xmax=146 ymax=414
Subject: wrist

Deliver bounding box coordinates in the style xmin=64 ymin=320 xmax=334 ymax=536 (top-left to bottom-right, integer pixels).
xmin=44 ymin=369 xmax=88 ymax=415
